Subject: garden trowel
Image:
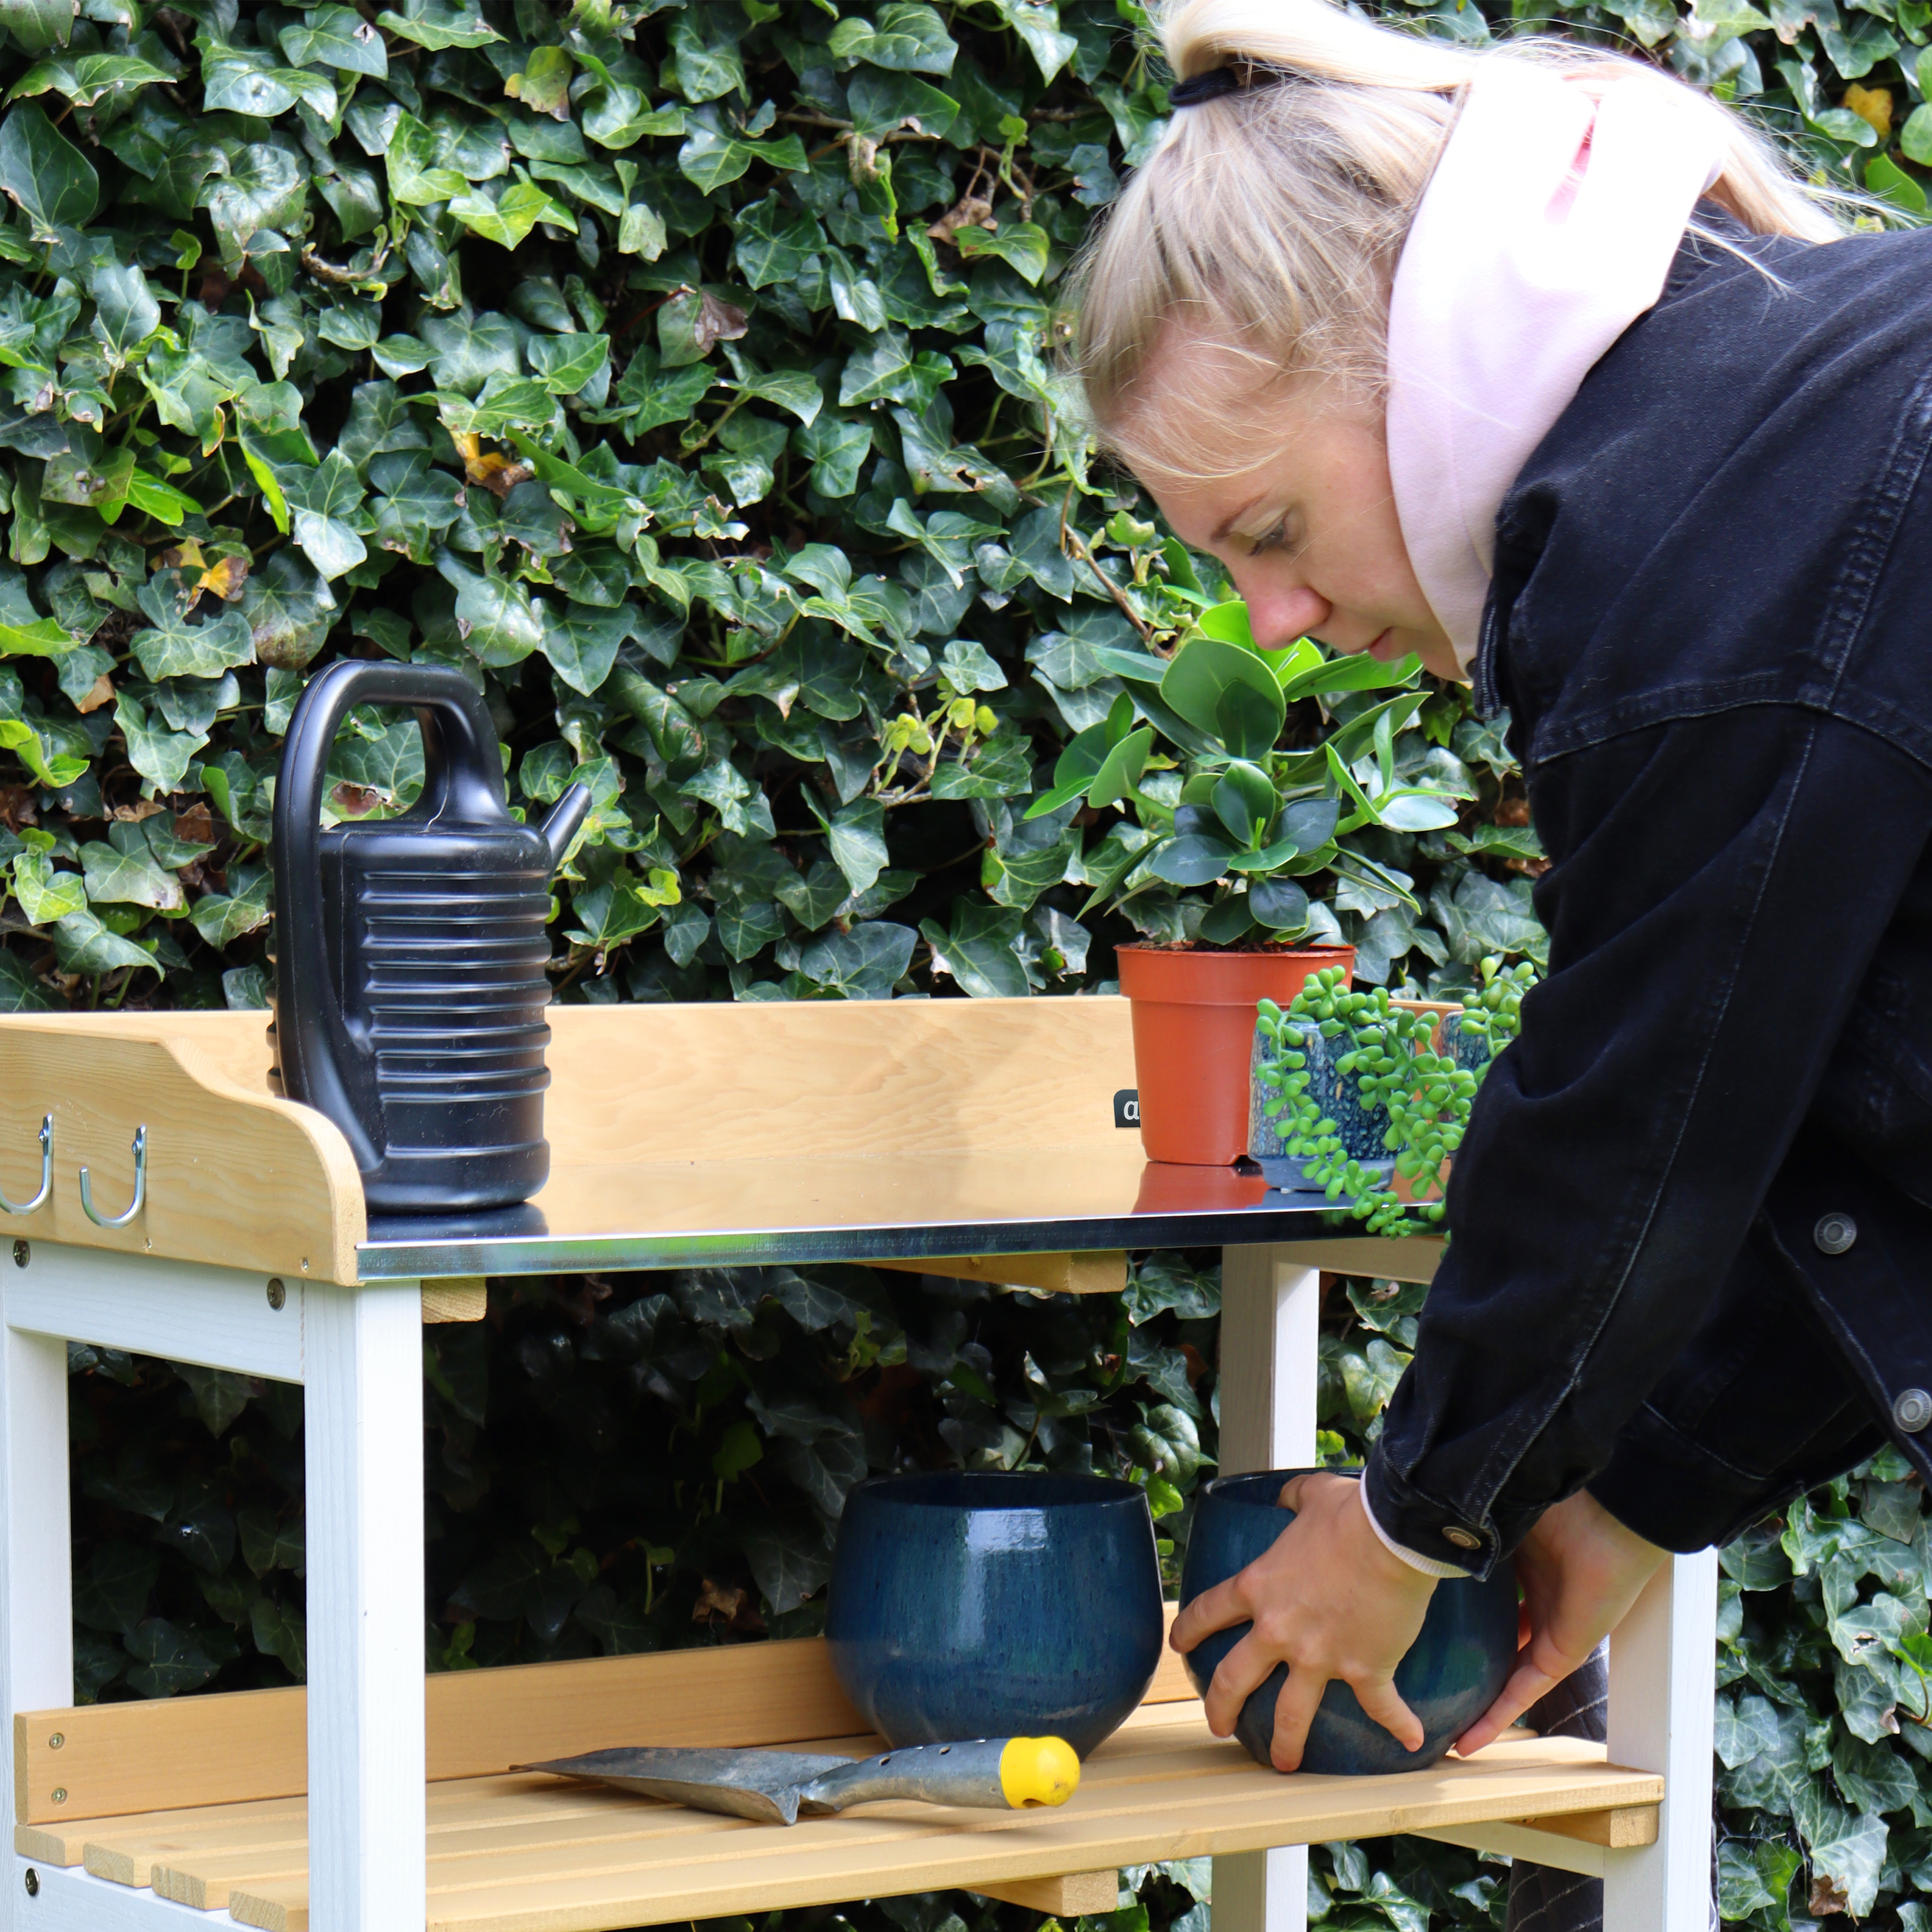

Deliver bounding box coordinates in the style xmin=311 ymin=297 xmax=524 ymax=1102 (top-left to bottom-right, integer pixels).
xmin=519 ymin=1735 xmax=1081 ymax=1826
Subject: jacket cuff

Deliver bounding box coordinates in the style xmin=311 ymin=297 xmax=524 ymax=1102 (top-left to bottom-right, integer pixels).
xmin=1587 ymin=1401 xmax=1801 ymax=1553
xmin=1359 ymin=1482 xmax=1474 ymax=1578
xmin=1362 ymin=1447 xmax=1495 ymax=1578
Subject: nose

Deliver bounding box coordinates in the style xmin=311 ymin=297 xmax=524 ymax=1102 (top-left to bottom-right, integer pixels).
xmin=1235 ymin=576 xmax=1331 ymax=649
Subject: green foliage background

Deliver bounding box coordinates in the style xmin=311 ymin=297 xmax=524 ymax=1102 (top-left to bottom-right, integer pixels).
xmin=1 ymin=0 xmax=1927 ymax=1923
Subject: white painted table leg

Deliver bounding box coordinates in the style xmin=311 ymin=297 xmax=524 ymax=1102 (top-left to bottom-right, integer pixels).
xmin=305 ymin=1281 xmax=425 ymax=1932
xmin=0 ymin=1253 xmax=72 ymax=1932
xmin=1602 ymin=1550 xmax=1718 ymax=1932
xmin=1211 ymin=1247 xmax=1323 ymax=1932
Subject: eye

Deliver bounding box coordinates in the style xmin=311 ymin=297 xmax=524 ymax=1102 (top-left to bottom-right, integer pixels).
xmin=1246 ymin=518 xmax=1289 ymax=558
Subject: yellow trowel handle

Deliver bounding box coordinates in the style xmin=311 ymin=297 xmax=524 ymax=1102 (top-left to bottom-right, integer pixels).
xmin=796 ymin=1736 xmax=1081 ymax=1815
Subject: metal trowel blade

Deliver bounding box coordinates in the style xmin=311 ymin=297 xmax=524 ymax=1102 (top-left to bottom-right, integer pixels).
xmin=519 ymin=1745 xmax=858 ymax=1826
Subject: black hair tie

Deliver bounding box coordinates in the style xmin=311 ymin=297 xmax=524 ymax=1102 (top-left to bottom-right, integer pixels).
xmin=1169 ymin=62 xmax=1286 ymax=107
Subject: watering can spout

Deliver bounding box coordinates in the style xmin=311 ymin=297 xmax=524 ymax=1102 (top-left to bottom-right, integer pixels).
xmin=542 ymin=783 xmax=593 ymax=869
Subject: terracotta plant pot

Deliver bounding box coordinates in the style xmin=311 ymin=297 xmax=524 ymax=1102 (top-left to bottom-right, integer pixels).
xmin=1116 ymin=944 xmax=1356 ymax=1166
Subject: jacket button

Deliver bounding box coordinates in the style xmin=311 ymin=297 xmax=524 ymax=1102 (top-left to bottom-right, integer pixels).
xmin=1814 ymin=1213 xmax=1857 ymax=1256
xmin=1894 ymin=1388 xmax=1932 ymax=1434
xmin=1443 ymin=1527 xmax=1481 ymax=1550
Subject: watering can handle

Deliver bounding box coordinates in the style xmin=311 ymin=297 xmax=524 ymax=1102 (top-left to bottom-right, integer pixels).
xmin=270 ymin=661 xmax=528 ymax=1178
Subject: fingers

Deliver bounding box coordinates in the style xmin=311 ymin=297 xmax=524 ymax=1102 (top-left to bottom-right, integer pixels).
xmin=1275 ymin=1470 xmax=1347 ymax=1513
xmin=1353 ymin=1673 xmax=1426 ymax=1757
xmin=1203 ymin=1629 xmax=1283 ymax=1738
xmin=1170 ymin=1575 xmax=1249 ymax=1656
xmin=1454 ymin=1654 xmax=1564 ymax=1757
xmin=1267 ymin=1658 xmax=1329 ymax=1772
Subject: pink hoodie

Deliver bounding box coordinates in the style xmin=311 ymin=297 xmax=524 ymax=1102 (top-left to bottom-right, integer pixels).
xmin=1387 ymin=62 xmax=1727 ymax=673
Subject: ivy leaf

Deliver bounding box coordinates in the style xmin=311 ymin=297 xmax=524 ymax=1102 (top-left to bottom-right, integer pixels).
xmin=954 ymin=221 xmax=1050 ymax=287
xmin=125 ymin=1618 xmax=220 ymax=1698
xmin=283 ymin=450 xmax=368 ymax=581
xmin=242 ymin=549 xmax=336 ymax=669
xmin=737 ymin=1517 xmax=831 ymax=1615
xmin=130 ymin=577 xmax=256 ymax=679
xmin=0 ymin=101 xmax=100 ymax=234
xmin=448 ymin=173 xmax=576 ymax=250
xmin=190 ymin=867 xmax=272 ymax=948
xmin=439 ymin=554 xmax=547 ymax=666
xmin=250 ymin=1598 xmax=307 ymax=1678
xmin=8 ymin=849 xmax=86 ymax=924
xmin=52 ymin=907 xmax=162 ymax=979
xmin=375 ymin=0 xmax=500 ymax=48
xmin=81 ymin=834 xmax=185 ymax=911
xmin=798 ymin=922 xmax=915 ymax=998
xmin=115 ymin=690 xmax=209 ymax=791
xmin=199 ymin=39 xmax=338 ymax=119
xmin=920 ymin=899 xmax=1028 ymax=997
xmin=676 ymin=106 xmax=809 ymax=193
xmin=993 ymin=0 xmax=1079 ymax=82
xmin=8 ymin=51 xmax=178 ymax=109
xmin=278 ymin=6 xmax=388 ymax=75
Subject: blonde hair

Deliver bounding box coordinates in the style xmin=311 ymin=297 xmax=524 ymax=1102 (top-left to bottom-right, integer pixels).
xmin=1074 ymin=0 xmax=1840 ymax=480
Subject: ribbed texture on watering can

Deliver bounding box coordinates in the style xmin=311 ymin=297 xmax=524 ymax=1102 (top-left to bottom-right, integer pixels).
xmin=327 ymin=840 xmax=556 ymax=1209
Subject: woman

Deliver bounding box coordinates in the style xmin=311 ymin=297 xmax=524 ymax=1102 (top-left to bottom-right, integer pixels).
xmin=1075 ymin=0 xmax=1932 ymax=1808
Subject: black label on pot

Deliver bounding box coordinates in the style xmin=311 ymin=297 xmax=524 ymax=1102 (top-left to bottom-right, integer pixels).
xmin=1114 ymin=1089 xmax=1140 ymax=1128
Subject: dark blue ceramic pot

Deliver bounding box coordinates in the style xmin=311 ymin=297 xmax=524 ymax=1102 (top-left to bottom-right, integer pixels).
xmin=1179 ymin=1470 xmax=1517 ymax=1774
xmin=826 ymin=1471 xmax=1165 ymax=1757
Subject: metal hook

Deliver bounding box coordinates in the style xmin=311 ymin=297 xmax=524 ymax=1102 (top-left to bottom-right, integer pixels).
xmin=0 ymin=1116 xmax=52 ymax=1217
xmin=79 ymin=1125 xmax=146 ymax=1230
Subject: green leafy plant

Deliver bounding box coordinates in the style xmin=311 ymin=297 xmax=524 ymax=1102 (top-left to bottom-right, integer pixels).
xmin=1031 ymin=600 xmax=1472 ymax=948
xmin=1254 ymin=957 xmax=1535 ymax=1234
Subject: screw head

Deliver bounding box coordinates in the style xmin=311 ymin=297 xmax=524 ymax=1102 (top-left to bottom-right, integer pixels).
xmin=11 ymin=1240 xmax=26 ymax=1269
xmin=47 ymin=1734 xmax=61 ymax=1750
xmin=50 ymin=1788 xmax=65 ymax=1806
xmin=265 ymin=1278 xmax=286 ymax=1311
xmin=23 ymin=1869 xmax=37 ymax=1897
xmin=1895 ymin=1388 xmax=1932 ymax=1434
xmin=1814 ymin=1213 xmax=1858 ymax=1256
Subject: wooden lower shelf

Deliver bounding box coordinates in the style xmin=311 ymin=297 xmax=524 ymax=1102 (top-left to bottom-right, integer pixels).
xmin=16 ymin=1702 xmax=1662 ymax=1932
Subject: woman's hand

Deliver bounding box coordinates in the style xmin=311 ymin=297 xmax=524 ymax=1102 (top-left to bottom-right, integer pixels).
xmin=1454 ymin=1487 xmax=1667 ymax=1757
xmin=1168 ymin=1472 xmax=1439 ymax=1771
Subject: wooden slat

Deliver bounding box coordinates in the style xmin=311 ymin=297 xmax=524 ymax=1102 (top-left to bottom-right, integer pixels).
xmin=871 ymin=1253 xmax=1127 ymax=1296
xmin=540 ymin=1000 xmax=1135 ymax=1165
xmin=422 ymin=1278 xmax=488 ymax=1323
xmin=208 ymin=1731 xmax=1660 ymax=1932
xmin=1270 ymin=1237 xmax=1443 ymax=1284
xmin=19 ymin=1610 xmax=1198 ymax=1827
xmin=62 ymin=1716 xmax=1661 ymax=1932
xmin=1519 ymin=1803 xmax=1658 ymax=1848
xmin=975 ymin=1872 xmax=1118 ymax=1913
xmin=17 ymin=1638 xmax=867 ymax=1824
xmin=0 ymin=1021 xmax=363 ymax=1283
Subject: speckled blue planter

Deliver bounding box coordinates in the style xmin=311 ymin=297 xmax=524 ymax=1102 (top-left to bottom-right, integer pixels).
xmin=1249 ymin=1019 xmax=1394 ymax=1191
xmin=826 ymin=1472 xmax=1166 ymax=1758
xmin=1179 ymin=1470 xmax=1517 ymax=1774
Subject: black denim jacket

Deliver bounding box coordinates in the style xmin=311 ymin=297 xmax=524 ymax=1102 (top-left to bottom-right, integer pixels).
xmin=1363 ymin=215 xmax=1932 ymax=1575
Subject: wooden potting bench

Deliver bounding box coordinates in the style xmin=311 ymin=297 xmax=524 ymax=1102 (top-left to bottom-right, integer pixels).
xmin=0 ymin=1001 xmax=1714 ymax=1932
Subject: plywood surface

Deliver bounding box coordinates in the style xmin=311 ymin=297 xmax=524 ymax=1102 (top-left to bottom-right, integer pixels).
xmin=0 ymin=1019 xmax=363 ymax=1283
xmin=17 ymin=1625 xmax=1198 ymax=1828
xmin=26 ymin=1707 xmax=1660 ymax=1932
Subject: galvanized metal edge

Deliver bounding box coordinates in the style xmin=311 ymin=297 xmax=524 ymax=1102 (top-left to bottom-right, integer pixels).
xmin=355 ymin=1201 xmax=1361 ymax=1280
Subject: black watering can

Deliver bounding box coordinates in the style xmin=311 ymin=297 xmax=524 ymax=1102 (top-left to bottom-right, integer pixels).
xmin=270 ymin=661 xmax=591 ymax=1213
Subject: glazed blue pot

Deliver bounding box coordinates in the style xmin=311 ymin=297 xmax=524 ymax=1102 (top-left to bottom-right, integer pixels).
xmin=1179 ymin=1470 xmax=1517 ymax=1774
xmin=826 ymin=1472 xmax=1165 ymax=1758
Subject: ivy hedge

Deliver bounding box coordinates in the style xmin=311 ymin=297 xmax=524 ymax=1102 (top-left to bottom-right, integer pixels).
xmin=3 ymin=0 xmax=1929 ymax=1924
